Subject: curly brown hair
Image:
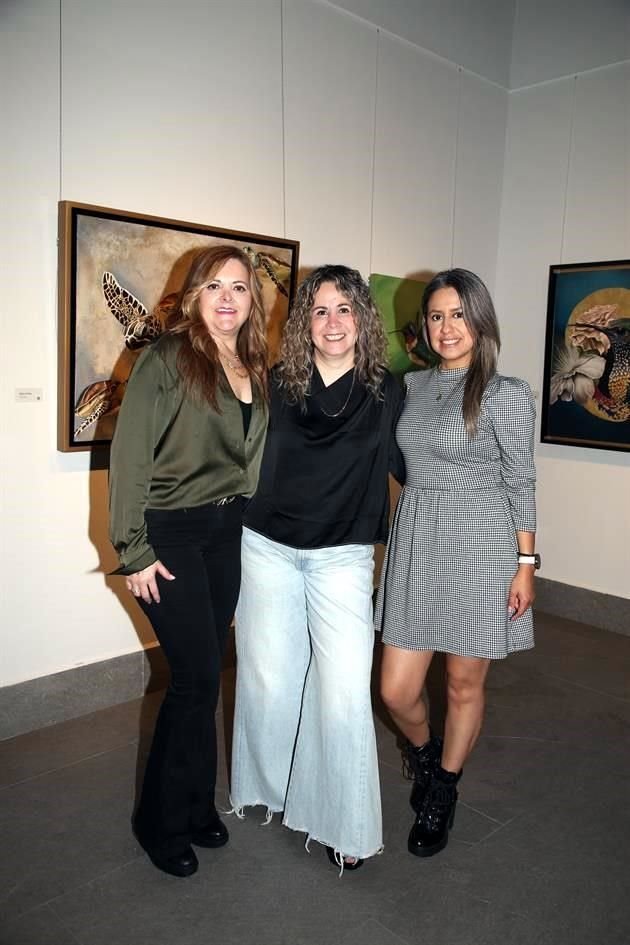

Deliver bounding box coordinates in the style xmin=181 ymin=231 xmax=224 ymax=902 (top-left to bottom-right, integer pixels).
xmin=278 ymin=264 xmax=388 ymax=406
xmin=167 ymin=245 xmax=268 ymax=409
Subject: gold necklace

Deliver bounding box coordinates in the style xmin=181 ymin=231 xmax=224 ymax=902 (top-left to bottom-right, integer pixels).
xmin=220 ymin=356 xmax=248 ymax=379
xmin=215 ymin=339 xmax=248 ymax=379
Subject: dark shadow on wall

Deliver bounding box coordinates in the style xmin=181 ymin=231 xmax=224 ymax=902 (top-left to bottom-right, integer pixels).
xmin=86 ymin=451 xmax=163 ymax=814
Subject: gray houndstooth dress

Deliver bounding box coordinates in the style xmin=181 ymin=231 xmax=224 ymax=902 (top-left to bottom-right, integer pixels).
xmin=375 ymin=367 xmax=536 ymax=659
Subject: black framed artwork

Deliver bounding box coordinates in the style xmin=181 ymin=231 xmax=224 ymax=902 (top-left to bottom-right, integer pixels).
xmin=540 ymin=259 xmax=630 ymax=452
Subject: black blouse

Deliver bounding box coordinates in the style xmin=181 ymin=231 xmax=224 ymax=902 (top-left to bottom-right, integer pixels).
xmin=244 ymin=366 xmax=405 ymax=549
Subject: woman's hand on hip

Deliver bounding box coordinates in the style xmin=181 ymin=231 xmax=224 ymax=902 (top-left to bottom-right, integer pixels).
xmin=126 ymin=560 xmax=175 ymax=604
xmin=508 ymin=566 xmax=535 ymax=620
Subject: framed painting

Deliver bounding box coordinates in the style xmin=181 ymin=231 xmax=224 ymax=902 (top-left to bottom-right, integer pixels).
xmin=540 ymin=260 xmax=630 ymax=452
xmin=57 ymin=201 xmax=300 ymax=451
xmin=369 ymin=272 xmax=438 ymax=383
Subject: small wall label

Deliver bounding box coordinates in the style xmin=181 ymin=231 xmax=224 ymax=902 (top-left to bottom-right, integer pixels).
xmin=15 ymin=388 xmax=43 ymax=402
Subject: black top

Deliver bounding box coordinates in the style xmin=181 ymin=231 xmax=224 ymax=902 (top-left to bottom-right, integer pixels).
xmin=239 ymin=400 xmax=252 ymax=438
xmin=244 ymin=366 xmax=405 ymax=549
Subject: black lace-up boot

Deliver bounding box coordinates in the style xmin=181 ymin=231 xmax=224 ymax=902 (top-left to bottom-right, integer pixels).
xmin=402 ymin=731 xmax=443 ymax=814
xmin=408 ymin=765 xmax=461 ymax=857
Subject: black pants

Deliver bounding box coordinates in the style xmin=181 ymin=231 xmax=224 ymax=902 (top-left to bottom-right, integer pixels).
xmin=134 ymin=498 xmax=243 ymax=857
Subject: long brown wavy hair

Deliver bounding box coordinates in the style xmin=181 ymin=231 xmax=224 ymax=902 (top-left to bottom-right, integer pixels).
xmin=167 ymin=245 xmax=268 ymax=409
xmin=421 ymin=268 xmax=500 ymax=436
xmin=278 ymin=264 xmax=388 ymax=406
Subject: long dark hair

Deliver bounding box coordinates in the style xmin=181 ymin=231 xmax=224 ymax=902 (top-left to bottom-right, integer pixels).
xmin=421 ymin=268 xmax=500 ymax=436
xmin=278 ymin=264 xmax=388 ymax=406
xmin=167 ymin=245 xmax=268 ymax=408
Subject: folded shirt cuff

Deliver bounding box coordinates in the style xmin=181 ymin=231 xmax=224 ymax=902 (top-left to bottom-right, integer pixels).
xmin=109 ymin=548 xmax=157 ymax=576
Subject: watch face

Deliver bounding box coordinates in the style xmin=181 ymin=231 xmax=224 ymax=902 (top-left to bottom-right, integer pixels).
xmin=518 ymin=553 xmax=541 ymax=570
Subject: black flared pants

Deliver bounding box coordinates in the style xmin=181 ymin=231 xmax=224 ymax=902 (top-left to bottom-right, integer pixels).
xmin=134 ymin=499 xmax=242 ymax=857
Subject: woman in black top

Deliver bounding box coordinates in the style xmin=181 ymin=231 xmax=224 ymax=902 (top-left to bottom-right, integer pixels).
xmin=230 ymin=264 xmax=404 ymax=873
xmin=109 ymin=246 xmax=268 ymax=878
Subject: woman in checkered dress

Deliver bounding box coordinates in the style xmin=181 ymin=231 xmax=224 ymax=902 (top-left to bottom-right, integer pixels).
xmin=375 ymin=268 xmax=537 ymax=858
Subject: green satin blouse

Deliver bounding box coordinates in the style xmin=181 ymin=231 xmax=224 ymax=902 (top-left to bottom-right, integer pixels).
xmin=108 ymin=333 xmax=267 ymax=575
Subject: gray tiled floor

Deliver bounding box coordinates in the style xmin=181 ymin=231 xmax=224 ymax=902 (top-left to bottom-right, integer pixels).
xmin=1 ymin=611 xmax=629 ymax=945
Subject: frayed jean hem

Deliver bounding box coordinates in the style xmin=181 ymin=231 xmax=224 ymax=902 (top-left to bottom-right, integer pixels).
xmin=283 ymin=816 xmax=384 ymax=863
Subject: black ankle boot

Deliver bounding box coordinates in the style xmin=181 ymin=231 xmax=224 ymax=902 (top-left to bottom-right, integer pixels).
xmin=408 ymin=766 xmax=461 ymax=858
xmin=402 ymin=731 xmax=443 ymax=814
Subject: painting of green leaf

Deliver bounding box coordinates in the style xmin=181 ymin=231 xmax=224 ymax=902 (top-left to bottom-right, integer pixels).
xmin=369 ymin=273 xmax=438 ymax=381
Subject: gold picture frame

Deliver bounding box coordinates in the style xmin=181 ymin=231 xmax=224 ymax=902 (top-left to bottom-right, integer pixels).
xmin=57 ymin=201 xmax=300 ymax=451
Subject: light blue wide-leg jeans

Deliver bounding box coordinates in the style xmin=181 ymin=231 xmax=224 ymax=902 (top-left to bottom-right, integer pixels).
xmin=231 ymin=527 xmax=382 ymax=860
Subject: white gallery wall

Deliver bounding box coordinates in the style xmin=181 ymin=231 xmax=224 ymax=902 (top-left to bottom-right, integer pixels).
xmin=0 ymin=0 xmax=628 ymax=691
xmin=0 ymin=0 xmax=510 ymax=688
xmin=495 ymin=62 xmax=630 ymax=597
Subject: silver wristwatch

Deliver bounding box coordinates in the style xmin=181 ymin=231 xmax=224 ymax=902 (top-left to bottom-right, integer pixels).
xmin=517 ymin=553 xmax=541 ymax=570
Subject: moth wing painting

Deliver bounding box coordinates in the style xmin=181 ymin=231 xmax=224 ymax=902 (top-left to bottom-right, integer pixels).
xmin=58 ymin=202 xmax=299 ymax=451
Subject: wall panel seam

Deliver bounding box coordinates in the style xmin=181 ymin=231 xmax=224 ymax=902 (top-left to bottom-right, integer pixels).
xmin=368 ymin=28 xmax=379 ymax=276
xmin=509 ymin=57 xmax=630 ymax=93
xmin=559 ymin=76 xmax=578 ymax=263
xmin=315 ymin=0 xmax=507 ymax=90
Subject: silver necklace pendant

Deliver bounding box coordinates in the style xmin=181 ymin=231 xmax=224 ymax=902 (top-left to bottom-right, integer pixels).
xmin=436 ymin=373 xmax=444 ymax=401
xmin=320 ymin=372 xmax=355 ymax=418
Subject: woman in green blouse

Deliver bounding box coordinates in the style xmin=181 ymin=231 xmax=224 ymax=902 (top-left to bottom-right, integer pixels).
xmin=109 ymin=245 xmax=268 ymax=878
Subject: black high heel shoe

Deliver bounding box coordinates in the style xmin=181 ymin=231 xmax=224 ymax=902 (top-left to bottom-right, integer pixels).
xmin=146 ymin=845 xmax=199 ymax=877
xmin=133 ymin=818 xmax=199 ymax=877
xmin=191 ymin=812 xmax=229 ymax=848
xmin=326 ymin=846 xmax=364 ymax=871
